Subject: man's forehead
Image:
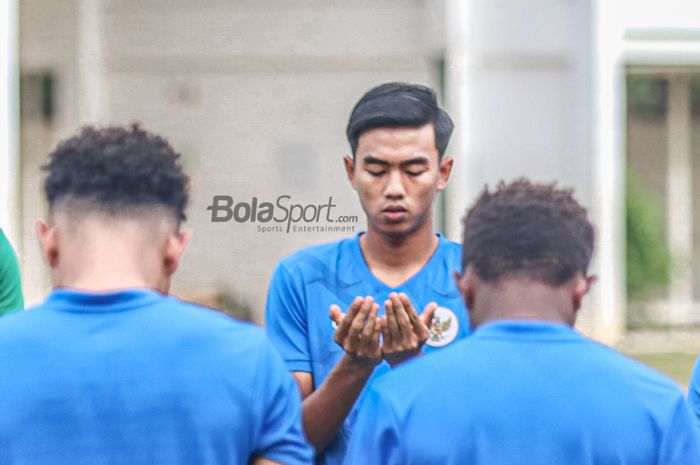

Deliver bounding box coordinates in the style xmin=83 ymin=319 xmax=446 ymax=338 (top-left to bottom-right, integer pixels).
xmin=357 ymin=124 xmax=434 ymax=144
xmin=355 ymin=124 xmax=438 ymax=162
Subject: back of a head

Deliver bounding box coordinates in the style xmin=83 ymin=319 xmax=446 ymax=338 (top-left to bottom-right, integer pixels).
xmin=346 ymin=82 xmax=454 ymax=157
xmin=19 ymin=126 xmax=314 ymax=465
xmin=461 ymin=179 xmax=595 ymax=285
xmin=43 ymin=124 xmax=189 ymax=223
xmin=353 ymin=180 xmax=699 ymax=465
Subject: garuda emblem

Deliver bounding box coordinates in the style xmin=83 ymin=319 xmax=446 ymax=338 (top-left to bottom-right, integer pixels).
xmin=429 ymin=316 xmax=452 ymax=342
xmin=425 ymin=307 xmax=459 ymax=348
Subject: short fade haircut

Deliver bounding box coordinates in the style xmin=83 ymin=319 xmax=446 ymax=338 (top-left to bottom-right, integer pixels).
xmin=346 ymin=82 xmax=454 ymax=157
xmin=461 ymin=179 xmax=595 ymax=286
xmin=43 ymin=124 xmax=189 ymax=222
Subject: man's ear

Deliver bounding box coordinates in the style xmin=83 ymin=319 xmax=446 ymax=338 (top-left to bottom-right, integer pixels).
xmin=343 ymin=155 xmax=357 ymax=190
xmin=437 ymin=155 xmax=454 ymax=192
xmin=163 ymin=229 xmax=191 ymax=276
xmin=36 ymin=219 xmax=59 ymax=268
xmin=454 ymin=269 xmax=474 ymax=310
xmin=573 ymin=274 xmax=597 ymax=311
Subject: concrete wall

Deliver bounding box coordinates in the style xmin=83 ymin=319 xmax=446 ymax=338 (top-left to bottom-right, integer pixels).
xmin=19 ymin=0 xmax=447 ymax=322
xmin=19 ymin=0 xmax=79 ymax=303
xmin=460 ymin=0 xmax=594 ymax=205
xmin=457 ymin=0 xmax=601 ymax=332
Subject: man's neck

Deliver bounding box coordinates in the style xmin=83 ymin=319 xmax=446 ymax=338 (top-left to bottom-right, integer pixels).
xmin=360 ymin=222 xmax=439 ymax=287
xmin=471 ymin=279 xmax=577 ymax=329
xmin=55 ymin=267 xmax=161 ymax=292
xmin=53 ymin=240 xmax=165 ymax=292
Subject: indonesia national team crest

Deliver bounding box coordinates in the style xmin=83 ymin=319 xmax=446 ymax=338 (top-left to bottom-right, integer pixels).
xmin=425 ymin=307 xmax=459 ymax=348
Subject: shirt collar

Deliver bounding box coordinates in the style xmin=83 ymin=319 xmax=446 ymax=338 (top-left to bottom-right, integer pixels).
xmin=472 ymin=320 xmax=581 ymax=342
xmin=336 ymin=232 xmax=456 ymax=296
xmin=43 ymin=288 xmax=164 ymax=313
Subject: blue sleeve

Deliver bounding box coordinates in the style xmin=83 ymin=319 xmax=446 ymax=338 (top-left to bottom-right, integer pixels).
xmin=252 ymin=339 xmax=314 ymax=465
xmin=660 ymin=393 xmax=700 ymax=464
xmin=344 ymin=386 xmax=403 ymax=465
xmin=689 ymin=357 xmax=700 ymax=430
xmin=265 ymin=263 xmax=312 ymax=373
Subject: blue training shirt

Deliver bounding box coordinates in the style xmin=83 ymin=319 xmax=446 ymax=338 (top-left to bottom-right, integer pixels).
xmin=687 ymin=357 xmax=700 ymax=430
xmin=265 ymin=232 xmax=469 ymax=465
xmin=0 ymin=289 xmax=313 ymax=465
xmin=345 ymin=320 xmax=700 ymax=465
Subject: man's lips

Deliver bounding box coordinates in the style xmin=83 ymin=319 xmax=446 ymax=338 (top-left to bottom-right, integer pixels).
xmin=382 ymin=207 xmax=408 ymax=221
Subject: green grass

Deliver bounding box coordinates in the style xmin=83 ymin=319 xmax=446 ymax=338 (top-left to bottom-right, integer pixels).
xmin=626 ymin=352 xmax=698 ymax=388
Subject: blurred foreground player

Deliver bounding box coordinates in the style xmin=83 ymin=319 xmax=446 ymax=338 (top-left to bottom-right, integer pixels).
xmin=0 ymin=125 xmax=312 ymax=465
xmin=346 ymin=179 xmax=700 ymax=465
xmin=265 ymin=83 xmax=469 ymax=464
xmin=687 ymin=348 xmax=700 ymax=429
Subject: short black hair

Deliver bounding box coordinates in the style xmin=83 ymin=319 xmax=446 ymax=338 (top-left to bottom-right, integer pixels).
xmin=346 ymin=82 xmax=454 ymax=157
xmin=43 ymin=124 xmax=189 ymax=222
xmin=461 ymin=179 xmax=595 ymax=285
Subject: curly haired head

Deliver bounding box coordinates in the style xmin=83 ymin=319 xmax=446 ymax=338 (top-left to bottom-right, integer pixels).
xmin=43 ymin=124 xmax=189 ymax=222
xmin=461 ymin=179 xmax=595 ymax=285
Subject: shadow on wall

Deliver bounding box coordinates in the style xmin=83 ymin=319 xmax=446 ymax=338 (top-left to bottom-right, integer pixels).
xmin=179 ymin=289 xmax=255 ymax=323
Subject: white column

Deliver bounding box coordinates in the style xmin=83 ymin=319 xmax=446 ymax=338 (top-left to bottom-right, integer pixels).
xmin=0 ymin=0 xmax=20 ymax=244
xmin=76 ymin=0 xmax=106 ymax=124
xmin=666 ymin=74 xmax=693 ymax=323
xmin=443 ymin=0 xmax=474 ymax=242
xmin=592 ymin=0 xmax=626 ymax=343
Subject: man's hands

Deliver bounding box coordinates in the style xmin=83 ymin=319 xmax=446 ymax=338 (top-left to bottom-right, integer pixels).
xmin=330 ymin=293 xmax=438 ymax=368
xmin=312 ymin=294 xmax=435 ymax=453
xmin=330 ymin=297 xmax=382 ymax=367
xmin=382 ymin=293 xmax=437 ymax=367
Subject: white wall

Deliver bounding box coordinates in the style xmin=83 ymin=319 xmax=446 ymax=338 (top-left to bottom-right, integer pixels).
xmin=458 ymin=0 xmax=594 ymax=205
xmin=0 ymin=0 xmax=20 ymax=244
xmin=454 ymin=0 xmax=611 ymax=335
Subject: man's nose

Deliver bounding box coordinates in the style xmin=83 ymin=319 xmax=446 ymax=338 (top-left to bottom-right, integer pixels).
xmin=384 ymin=170 xmax=406 ymax=199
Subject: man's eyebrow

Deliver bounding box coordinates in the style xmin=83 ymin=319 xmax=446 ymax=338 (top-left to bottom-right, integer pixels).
xmin=361 ymin=156 xmax=431 ymax=167
xmin=362 ymin=156 xmax=390 ymax=166
xmin=399 ymin=157 xmax=430 ymax=167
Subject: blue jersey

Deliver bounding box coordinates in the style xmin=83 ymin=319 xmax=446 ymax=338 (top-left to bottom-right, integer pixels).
xmin=0 ymin=289 xmax=313 ymax=465
xmin=346 ymin=321 xmax=700 ymax=465
xmin=687 ymin=357 xmax=700 ymax=429
xmin=265 ymin=232 xmax=469 ymax=465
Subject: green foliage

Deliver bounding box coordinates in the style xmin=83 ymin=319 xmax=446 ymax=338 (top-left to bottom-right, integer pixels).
xmin=625 ymin=172 xmax=671 ymax=300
